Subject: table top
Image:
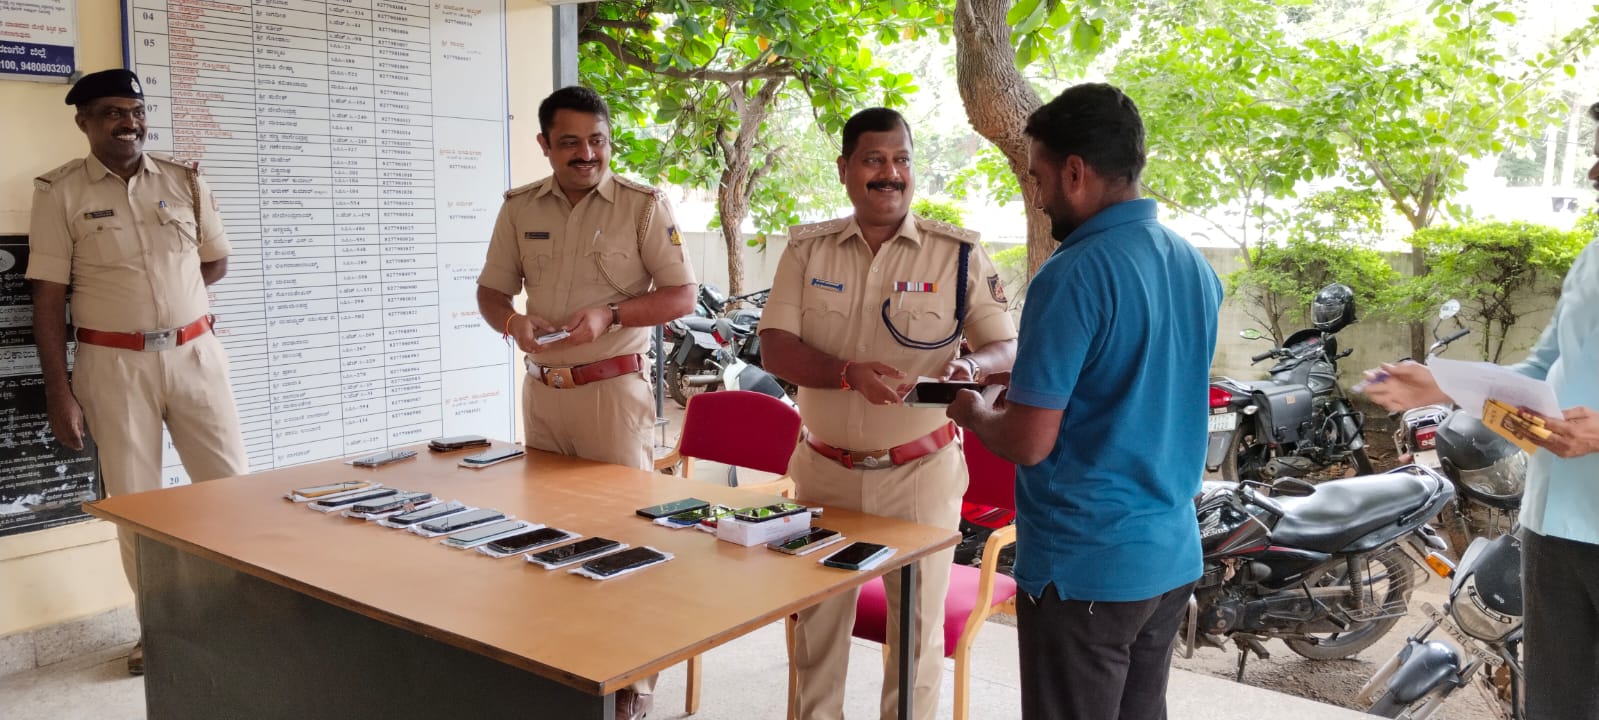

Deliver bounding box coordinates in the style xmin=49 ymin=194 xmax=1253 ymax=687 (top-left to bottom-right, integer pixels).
xmin=84 ymin=443 xmax=960 ymax=694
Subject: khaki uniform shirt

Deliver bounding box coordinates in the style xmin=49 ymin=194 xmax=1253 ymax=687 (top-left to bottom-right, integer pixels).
xmin=26 ymin=153 xmax=230 ymax=333
xmin=477 ymin=172 xmax=695 ymax=367
xmin=760 ymin=213 xmax=1017 ymax=450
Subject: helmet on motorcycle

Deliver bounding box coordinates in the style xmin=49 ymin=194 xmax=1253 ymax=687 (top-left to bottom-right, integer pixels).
xmin=1435 ymin=413 xmax=1526 ymax=509
xmin=1449 ymin=533 xmax=1523 ymax=642
xmin=1310 ymin=283 xmax=1357 ymax=332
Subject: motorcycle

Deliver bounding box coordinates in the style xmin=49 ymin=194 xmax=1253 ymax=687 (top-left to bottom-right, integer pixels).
xmin=1208 ymin=282 xmax=1373 ymax=481
xmin=664 ymin=288 xmax=785 ymax=406
xmin=1176 ymin=465 xmax=1456 ymax=680
xmin=1357 ymin=531 xmax=1523 ymax=718
xmin=1388 ymin=300 xmax=1525 ymax=551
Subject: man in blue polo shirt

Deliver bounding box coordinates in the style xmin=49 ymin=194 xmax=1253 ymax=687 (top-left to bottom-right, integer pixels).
xmin=948 ymin=83 xmax=1222 ymax=720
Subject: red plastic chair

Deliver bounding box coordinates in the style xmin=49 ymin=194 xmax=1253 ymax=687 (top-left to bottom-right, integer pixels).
xmin=785 ymin=428 xmax=1019 ymax=720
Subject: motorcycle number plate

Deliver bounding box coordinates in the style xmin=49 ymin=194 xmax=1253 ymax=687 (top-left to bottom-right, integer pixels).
xmin=1208 ymin=412 xmax=1238 ymax=432
xmin=1423 ymin=602 xmax=1504 ymax=667
xmin=1414 ymin=449 xmax=1440 ymax=469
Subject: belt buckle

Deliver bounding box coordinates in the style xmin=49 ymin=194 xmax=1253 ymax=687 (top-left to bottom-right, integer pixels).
xmin=852 ymin=450 xmax=892 ymax=469
xmin=544 ymin=366 xmax=576 ymax=388
xmin=142 ymin=329 xmax=177 ymax=352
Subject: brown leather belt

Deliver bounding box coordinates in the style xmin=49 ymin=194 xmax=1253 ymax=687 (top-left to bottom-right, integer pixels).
xmin=75 ymin=315 xmax=213 ymax=352
xmin=806 ymin=422 xmax=958 ymax=470
xmin=528 ymin=353 xmax=642 ymax=389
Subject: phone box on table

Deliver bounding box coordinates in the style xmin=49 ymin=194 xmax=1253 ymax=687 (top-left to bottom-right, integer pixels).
xmin=716 ymin=512 xmax=812 ymax=547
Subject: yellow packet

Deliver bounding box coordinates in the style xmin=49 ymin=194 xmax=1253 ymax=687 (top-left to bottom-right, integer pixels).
xmin=1481 ymin=398 xmax=1550 ymax=454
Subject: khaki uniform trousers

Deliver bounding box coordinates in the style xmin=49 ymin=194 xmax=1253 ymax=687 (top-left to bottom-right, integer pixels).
xmin=522 ymin=368 xmax=655 ymax=695
xmin=789 ymin=439 xmax=966 ymax=720
xmin=71 ymin=332 xmax=247 ymax=595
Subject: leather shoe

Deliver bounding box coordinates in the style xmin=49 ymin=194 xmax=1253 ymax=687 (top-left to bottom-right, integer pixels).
xmin=127 ymin=642 xmax=144 ymax=676
xmin=615 ymin=688 xmax=652 ymax=720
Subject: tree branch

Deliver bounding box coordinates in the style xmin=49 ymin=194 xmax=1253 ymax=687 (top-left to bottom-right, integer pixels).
xmin=580 ymin=29 xmax=796 ymax=83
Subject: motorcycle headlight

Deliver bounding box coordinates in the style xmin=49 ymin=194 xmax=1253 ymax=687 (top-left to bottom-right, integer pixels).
xmin=1450 ymin=579 xmax=1520 ymax=643
xmin=1455 ymin=453 xmax=1526 ymax=502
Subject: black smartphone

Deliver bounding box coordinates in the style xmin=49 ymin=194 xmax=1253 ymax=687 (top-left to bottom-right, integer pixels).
xmin=429 ymin=434 xmax=491 ymax=451
xmin=821 ymin=541 xmax=891 ymax=570
xmin=528 ymin=537 xmax=621 ymax=565
xmin=418 ymin=508 xmax=505 ymax=534
xmin=581 ymin=547 xmax=668 ymax=577
xmin=350 ymin=491 xmax=432 ymax=515
xmin=733 ymin=502 xmax=809 ymax=524
xmin=485 ymin=527 xmax=574 ymax=554
xmin=386 ymin=502 xmax=467 ymax=527
xmin=635 ymin=497 xmax=710 ymax=519
xmin=903 ymin=380 xmax=980 ymax=408
xmin=459 ymin=446 xmax=525 ymax=468
xmin=767 ymin=527 xmax=843 ymax=555
xmin=311 ymin=488 xmax=398 ymax=510
xmin=443 ymin=519 xmax=526 ymax=546
xmin=350 ymin=448 xmax=418 ymax=468
xmin=663 ymin=504 xmax=732 ymax=526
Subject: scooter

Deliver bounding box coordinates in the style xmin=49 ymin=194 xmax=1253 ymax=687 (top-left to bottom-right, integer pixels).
xmin=663 ymin=289 xmax=776 ymax=406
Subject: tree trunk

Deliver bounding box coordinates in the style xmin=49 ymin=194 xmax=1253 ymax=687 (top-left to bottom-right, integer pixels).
xmin=714 ymin=79 xmax=783 ymax=299
xmin=953 ymin=0 xmax=1051 ymax=276
xmin=717 ymin=171 xmax=749 ymax=298
xmin=1408 ymin=242 xmax=1428 ymax=360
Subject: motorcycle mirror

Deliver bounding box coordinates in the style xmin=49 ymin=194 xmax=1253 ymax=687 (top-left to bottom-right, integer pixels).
xmin=1438 ymin=299 xmax=1460 ymax=320
xmin=1238 ymin=328 xmax=1264 ymax=341
xmin=1270 ymin=477 xmax=1317 ymax=497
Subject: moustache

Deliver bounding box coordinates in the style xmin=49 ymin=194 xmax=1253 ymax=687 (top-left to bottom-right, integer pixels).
xmin=866 ymin=180 xmax=906 ymax=192
xmin=568 ymin=160 xmax=598 ymax=168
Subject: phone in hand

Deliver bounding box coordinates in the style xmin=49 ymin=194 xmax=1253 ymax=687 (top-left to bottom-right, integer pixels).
xmin=767 ymin=527 xmax=843 ymax=555
xmin=528 ymin=537 xmax=622 ymax=566
xmin=820 ymin=541 xmax=892 ymax=570
xmin=903 ymin=380 xmax=981 ymax=408
xmin=429 ymin=435 xmax=491 ymax=452
xmin=458 ymin=446 xmax=525 ymax=469
xmin=636 ymin=497 xmax=710 ymax=519
xmin=350 ymin=449 xmax=418 ymax=468
xmin=536 ymin=329 xmax=571 ymax=345
xmin=581 ymin=547 xmax=668 ymax=577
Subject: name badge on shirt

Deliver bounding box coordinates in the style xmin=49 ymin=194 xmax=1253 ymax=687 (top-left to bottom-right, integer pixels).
xmin=84 ymin=209 xmax=115 ymax=219
xmin=524 ymin=231 xmax=550 ymax=240
xmin=811 ymin=278 xmax=844 ymax=293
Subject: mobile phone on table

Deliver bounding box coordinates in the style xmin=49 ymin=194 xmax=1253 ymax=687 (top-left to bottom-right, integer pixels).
xmin=528 ymin=537 xmax=621 ymax=565
xmin=820 ymin=541 xmax=891 ymax=570
xmin=350 ymin=448 xmax=417 ymax=468
xmin=291 ymin=480 xmax=372 ymax=498
xmin=635 ymin=497 xmax=710 ymax=519
xmin=733 ymin=502 xmax=808 ymax=523
xmin=387 ymin=502 xmax=468 ymax=527
xmin=663 ymin=504 xmax=732 ymax=527
xmin=581 ymin=547 xmax=668 ymax=577
xmin=418 ymin=508 xmax=505 ymax=534
xmin=484 ymin=527 xmax=574 ymax=554
xmin=311 ymin=488 xmax=398 ymax=510
xmin=429 ymin=435 xmax=491 ymax=452
xmin=458 ymin=446 xmax=525 ymax=469
xmin=442 ymin=519 xmax=526 ymax=547
xmin=767 ymin=527 xmax=844 ymax=555
xmin=902 ymin=380 xmax=980 ymax=408
xmin=350 ymin=491 xmax=432 ymax=515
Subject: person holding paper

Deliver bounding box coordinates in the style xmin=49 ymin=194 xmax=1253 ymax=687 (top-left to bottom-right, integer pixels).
xmin=1362 ymin=99 xmax=1599 ymax=720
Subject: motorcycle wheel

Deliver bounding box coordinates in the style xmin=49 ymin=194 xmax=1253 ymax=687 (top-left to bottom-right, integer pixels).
xmin=1284 ymin=552 xmax=1412 ymax=660
xmin=665 ymin=364 xmax=710 ymax=408
xmin=1219 ymin=430 xmax=1270 ymax=482
xmin=1366 ymin=689 xmax=1406 ymax=718
xmin=1350 ymin=446 xmax=1375 ymax=476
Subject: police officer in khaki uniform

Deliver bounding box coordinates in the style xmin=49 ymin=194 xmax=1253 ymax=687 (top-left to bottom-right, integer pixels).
xmin=476 ymin=86 xmax=696 ymax=720
xmin=759 ymin=108 xmax=1018 ymax=720
xmin=27 ymin=69 xmax=248 ymax=676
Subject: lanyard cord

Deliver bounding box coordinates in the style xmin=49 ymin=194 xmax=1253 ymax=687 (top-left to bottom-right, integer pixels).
xmin=879 ymin=242 xmax=970 ymax=350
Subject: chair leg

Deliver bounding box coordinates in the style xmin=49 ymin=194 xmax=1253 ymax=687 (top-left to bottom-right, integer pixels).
xmin=785 ymin=616 xmax=798 ymax=720
xmin=685 ymin=654 xmax=702 ymax=714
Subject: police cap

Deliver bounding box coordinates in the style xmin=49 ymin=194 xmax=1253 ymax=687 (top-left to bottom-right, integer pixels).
xmin=65 ymin=69 xmax=144 ymax=106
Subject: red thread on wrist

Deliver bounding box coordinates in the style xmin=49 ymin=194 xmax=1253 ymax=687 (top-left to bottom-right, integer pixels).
xmin=502 ymin=313 xmax=517 ymax=338
xmin=840 ymin=361 xmax=855 ymax=390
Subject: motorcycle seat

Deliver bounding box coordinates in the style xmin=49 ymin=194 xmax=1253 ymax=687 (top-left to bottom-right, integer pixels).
xmin=1271 ymin=471 xmax=1443 ymax=554
xmin=678 ymin=316 xmax=717 ymax=332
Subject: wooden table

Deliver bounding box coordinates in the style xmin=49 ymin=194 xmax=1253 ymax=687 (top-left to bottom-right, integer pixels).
xmin=85 ymin=443 xmax=960 ymax=719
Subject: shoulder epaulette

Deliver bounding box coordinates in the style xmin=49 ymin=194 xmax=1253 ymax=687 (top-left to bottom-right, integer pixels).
xmin=33 ymin=159 xmax=80 ymax=191
xmin=788 ymin=217 xmax=850 ymax=244
xmin=149 ymin=152 xmax=200 ymax=173
xmin=915 ymin=216 xmax=980 ymax=245
xmin=612 ymin=174 xmax=662 ymax=199
xmin=503 ymin=178 xmax=541 ymax=199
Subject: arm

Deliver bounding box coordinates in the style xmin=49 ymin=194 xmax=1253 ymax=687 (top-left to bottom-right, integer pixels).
xmin=949 ymin=387 xmax=1062 ymax=466
xmin=947 ymin=339 xmax=1015 ymax=381
xmin=759 ymin=329 xmax=906 ymax=406
xmin=476 ymin=284 xmax=555 ymax=353
xmin=31 ymin=280 xmax=85 ymax=450
xmin=200 ymin=258 xmax=227 ymax=286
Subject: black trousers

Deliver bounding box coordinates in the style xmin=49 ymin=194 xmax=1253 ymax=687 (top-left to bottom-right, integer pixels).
xmin=1017 ymin=581 xmax=1195 ymax=720
xmin=1522 ymin=529 xmax=1599 ymax=720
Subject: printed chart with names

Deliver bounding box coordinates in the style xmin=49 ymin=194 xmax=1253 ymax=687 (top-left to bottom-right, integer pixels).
xmin=124 ymin=0 xmax=513 ymax=482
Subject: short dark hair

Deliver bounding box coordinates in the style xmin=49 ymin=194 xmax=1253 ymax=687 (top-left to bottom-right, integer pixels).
xmin=538 ymin=86 xmax=610 ymax=138
xmin=1025 ymin=83 xmax=1146 ymax=185
xmin=1589 ymin=101 xmax=1599 ymax=123
xmin=841 ymin=108 xmax=913 ymax=159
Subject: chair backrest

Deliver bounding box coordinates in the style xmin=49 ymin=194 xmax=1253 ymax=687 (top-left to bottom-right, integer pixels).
xmin=961 ymin=427 xmax=1016 ymax=511
xmin=676 ymin=390 xmax=803 ymax=476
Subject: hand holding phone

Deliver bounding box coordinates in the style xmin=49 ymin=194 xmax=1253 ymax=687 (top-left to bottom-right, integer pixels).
xmin=903 ymin=380 xmax=981 ymax=408
xmin=535 ymin=329 xmax=571 ymax=345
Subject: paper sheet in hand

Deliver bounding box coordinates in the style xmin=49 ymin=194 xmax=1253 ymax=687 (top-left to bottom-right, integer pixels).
xmin=1428 ymin=358 xmax=1561 ymax=419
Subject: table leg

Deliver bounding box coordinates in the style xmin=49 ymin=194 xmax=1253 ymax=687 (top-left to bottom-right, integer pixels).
xmin=897 ymin=561 xmax=918 ymax=720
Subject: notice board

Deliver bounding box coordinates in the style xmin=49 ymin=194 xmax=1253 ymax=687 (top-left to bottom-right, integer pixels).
xmin=123 ymin=0 xmax=514 ymax=484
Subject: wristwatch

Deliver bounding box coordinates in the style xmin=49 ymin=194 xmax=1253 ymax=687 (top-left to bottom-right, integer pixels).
xmin=960 ymin=356 xmax=983 ymax=382
xmin=607 ymin=303 xmax=622 ymax=332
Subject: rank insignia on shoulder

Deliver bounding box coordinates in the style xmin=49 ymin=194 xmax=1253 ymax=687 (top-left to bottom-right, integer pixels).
xmin=987 ymin=274 xmax=1008 ymax=304
xmin=668 ymin=225 xmax=682 ymax=246
xmin=811 ymin=278 xmax=844 ymax=293
xmin=524 ymin=231 xmax=550 ymax=240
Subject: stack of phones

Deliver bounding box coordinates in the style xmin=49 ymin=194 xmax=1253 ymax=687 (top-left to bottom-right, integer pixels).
xmin=411 ymin=508 xmax=506 ymax=537
xmin=380 ymin=501 xmax=469 ymax=529
xmin=526 ymin=537 xmax=624 ymax=569
xmin=819 ymin=541 xmax=893 ymax=570
xmin=343 ymin=491 xmax=434 ymax=519
xmin=767 ymin=527 xmax=844 ymax=556
xmin=458 ymin=446 xmax=526 ymax=469
xmin=286 ymin=480 xmax=373 ymax=502
xmin=441 ymin=519 xmax=530 ymax=549
xmin=429 ymin=435 xmax=491 ymax=452
xmin=309 ymin=487 xmax=400 ymax=513
xmin=574 ymin=546 xmax=670 ymax=580
xmin=348 ymin=448 xmax=417 ymax=468
xmin=635 ymin=498 xmax=709 ymax=519
xmin=477 ymin=526 xmax=578 ymax=558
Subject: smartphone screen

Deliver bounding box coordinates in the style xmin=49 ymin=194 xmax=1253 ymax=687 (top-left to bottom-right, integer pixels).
xmin=664 ymin=504 xmax=731 ymax=526
xmin=444 ymin=519 xmax=525 ymax=544
xmin=351 ymin=491 xmax=432 ymax=514
xmin=582 ymin=547 xmax=666 ymax=577
xmin=822 ymin=541 xmax=888 ymax=569
xmin=734 ymin=502 xmax=808 ymax=523
xmin=461 ymin=447 xmax=525 ymax=465
xmin=905 ymin=381 xmax=979 ymax=406
xmin=769 ymin=527 xmax=840 ymax=553
xmin=311 ymin=488 xmax=398 ymax=509
xmin=351 ymin=449 xmax=417 ymax=467
xmin=530 ymin=537 xmax=620 ymax=564
xmin=419 ymin=508 xmax=505 ymax=533
xmin=387 ymin=502 xmax=466 ymax=526
xmin=636 ymin=497 xmax=710 ymax=519
xmin=485 ymin=527 xmax=573 ymax=554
